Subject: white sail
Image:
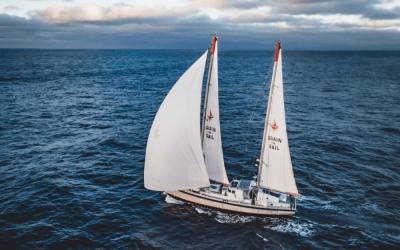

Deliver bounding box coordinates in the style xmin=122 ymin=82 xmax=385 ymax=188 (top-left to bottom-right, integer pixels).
xmin=144 ymin=51 xmax=210 ymax=191
xmin=202 ymin=38 xmax=230 ymax=185
xmin=258 ymin=43 xmax=300 ymax=196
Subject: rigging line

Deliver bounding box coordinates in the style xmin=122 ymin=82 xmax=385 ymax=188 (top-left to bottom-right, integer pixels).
xmin=240 ymin=57 xmax=275 ymax=178
xmin=201 ymin=48 xmax=212 ymax=141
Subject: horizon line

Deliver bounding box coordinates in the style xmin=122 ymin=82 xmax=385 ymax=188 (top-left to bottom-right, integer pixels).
xmin=1 ymin=48 xmax=400 ymax=52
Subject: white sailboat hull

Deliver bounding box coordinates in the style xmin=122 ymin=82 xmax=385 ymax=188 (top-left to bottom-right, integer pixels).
xmin=145 ymin=39 xmax=300 ymax=217
xmin=166 ymin=190 xmax=296 ymax=216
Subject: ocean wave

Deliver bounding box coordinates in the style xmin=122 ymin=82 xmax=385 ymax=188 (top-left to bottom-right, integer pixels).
xmin=359 ymin=230 xmax=400 ymax=246
xmin=356 ymin=202 xmax=394 ymax=217
xmin=1 ymin=49 xmax=399 ymax=249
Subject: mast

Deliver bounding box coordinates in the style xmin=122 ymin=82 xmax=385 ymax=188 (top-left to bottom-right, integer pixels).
xmin=200 ymin=36 xmax=230 ymax=185
xmin=201 ymin=36 xmax=217 ymax=148
xmin=257 ymin=41 xmax=300 ymax=196
xmin=258 ymin=41 xmax=281 ymax=187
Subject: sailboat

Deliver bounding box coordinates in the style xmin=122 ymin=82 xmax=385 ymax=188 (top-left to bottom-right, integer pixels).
xmin=144 ymin=37 xmax=301 ymax=216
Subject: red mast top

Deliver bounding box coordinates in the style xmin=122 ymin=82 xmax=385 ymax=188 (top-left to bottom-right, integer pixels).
xmin=210 ymin=36 xmax=217 ymax=55
xmin=274 ymin=41 xmax=281 ymax=62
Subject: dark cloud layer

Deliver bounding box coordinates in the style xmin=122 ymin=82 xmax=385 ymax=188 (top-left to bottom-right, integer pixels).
xmin=188 ymin=0 xmax=400 ymax=20
xmin=202 ymin=0 xmax=400 ymax=20
xmin=270 ymin=0 xmax=400 ymax=20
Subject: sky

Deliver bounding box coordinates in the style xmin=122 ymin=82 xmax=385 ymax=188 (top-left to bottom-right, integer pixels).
xmin=1 ymin=0 xmax=400 ymax=50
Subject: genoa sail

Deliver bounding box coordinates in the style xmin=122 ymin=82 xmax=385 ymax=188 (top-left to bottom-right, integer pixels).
xmin=144 ymin=51 xmax=210 ymax=191
xmin=201 ymin=37 xmax=230 ymax=185
xmin=258 ymin=42 xmax=300 ymax=196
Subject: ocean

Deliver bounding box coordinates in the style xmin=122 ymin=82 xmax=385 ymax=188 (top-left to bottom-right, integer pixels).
xmin=0 ymin=49 xmax=399 ymax=249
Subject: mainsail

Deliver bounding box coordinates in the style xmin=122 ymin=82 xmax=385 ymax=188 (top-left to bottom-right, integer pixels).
xmin=201 ymin=37 xmax=230 ymax=185
xmin=258 ymin=42 xmax=300 ymax=196
xmin=144 ymin=51 xmax=210 ymax=191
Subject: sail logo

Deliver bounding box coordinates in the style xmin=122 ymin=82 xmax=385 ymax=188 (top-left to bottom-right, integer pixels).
xmin=205 ymin=125 xmax=216 ymax=140
xmin=205 ymin=126 xmax=216 ymax=132
xmin=269 ymin=120 xmax=280 ymax=150
xmin=207 ymin=110 xmax=214 ymax=121
xmin=268 ymin=136 xmax=282 ymax=143
xmin=271 ymin=120 xmax=279 ymax=132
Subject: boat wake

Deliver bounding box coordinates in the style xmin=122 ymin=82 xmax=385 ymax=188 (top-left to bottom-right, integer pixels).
xmin=193 ymin=205 xmax=315 ymax=237
xmin=298 ymin=195 xmax=344 ymax=214
xmin=215 ymin=211 xmax=256 ymax=224
xmin=195 ymin=207 xmax=212 ymax=216
xmin=191 ymin=205 xmax=257 ymax=223
xmin=300 ymin=195 xmax=398 ymax=219
xmin=166 ymin=193 xmax=316 ymax=237
xmin=264 ymin=218 xmax=316 ymax=237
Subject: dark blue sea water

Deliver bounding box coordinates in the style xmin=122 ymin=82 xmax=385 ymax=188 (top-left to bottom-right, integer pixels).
xmin=0 ymin=49 xmax=399 ymax=249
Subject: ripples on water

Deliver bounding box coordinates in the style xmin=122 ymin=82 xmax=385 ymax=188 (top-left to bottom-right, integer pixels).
xmin=0 ymin=49 xmax=399 ymax=249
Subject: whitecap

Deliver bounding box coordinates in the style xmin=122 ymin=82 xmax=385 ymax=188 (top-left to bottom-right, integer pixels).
xmin=256 ymin=233 xmax=269 ymax=242
xmin=195 ymin=207 xmax=212 ymax=216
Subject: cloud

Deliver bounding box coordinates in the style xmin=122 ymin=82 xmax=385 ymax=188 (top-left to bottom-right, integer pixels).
xmin=29 ymin=3 xmax=197 ymax=23
xmin=189 ymin=0 xmax=264 ymax=10
xmin=188 ymin=0 xmax=400 ymax=20
xmin=1 ymin=0 xmax=400 ymax=50
xmin=264 ymin=0 xmax=400 ymax=20
xmin=25 ymin=0 xmax=400 ymax=29
xmin=363 ymin=6 xmax=400 ymax=20
xmin=3 ymin=6 xmax=20 ymax=11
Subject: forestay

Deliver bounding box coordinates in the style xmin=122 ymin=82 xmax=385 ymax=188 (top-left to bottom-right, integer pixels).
xmin=144 ymin=51 xmax=210 ymax=191
xmin=258 ymin=44 xmax=300 ymax=196
xmin=202 ymin=39 xmax=230 ymax=185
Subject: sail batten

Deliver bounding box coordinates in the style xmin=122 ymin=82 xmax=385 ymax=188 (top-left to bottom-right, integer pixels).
xmin=201 ymin=38 xmax=230 ymax=185
xmin=144 ymin=51 xmax=210 ymax=191
xmin=258 ymin=43 xmax=300 ymax=196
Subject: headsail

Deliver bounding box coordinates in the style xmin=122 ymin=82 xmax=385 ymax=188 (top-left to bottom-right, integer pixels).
xmin=258 ymin=42 xmax=300 ymax=196
xmin=144 ymin=51 xmax=210 ymax=191
xmin=201 ymin=37 xmax=230 ymax=185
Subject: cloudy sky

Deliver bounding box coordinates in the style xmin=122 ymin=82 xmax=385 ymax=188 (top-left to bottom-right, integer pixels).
xmin=1 ymin=0 xmax=399 ymax=50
